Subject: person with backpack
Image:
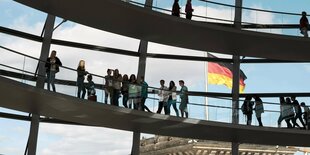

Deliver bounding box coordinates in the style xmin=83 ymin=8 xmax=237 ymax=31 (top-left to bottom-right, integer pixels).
xmin=254 ymin=95 xmax=264 ymax=126
xmin=291 ymin=96 xmax=306 ymax=129
xmin=241 ymin=96 xmax=254 ymax=125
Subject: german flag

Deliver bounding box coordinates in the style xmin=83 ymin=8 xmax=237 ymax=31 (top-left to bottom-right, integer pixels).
xmin=207 ymin=53 xmax=247 ymax=93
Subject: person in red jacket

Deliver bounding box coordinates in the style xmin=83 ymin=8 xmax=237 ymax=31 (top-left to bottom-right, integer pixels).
xmin=300 ymin=11 xmax=309 ymax=37
xmin=185 ymin=0 xmax=194 ymax=20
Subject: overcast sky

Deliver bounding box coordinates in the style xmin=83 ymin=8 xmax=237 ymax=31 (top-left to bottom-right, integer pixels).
xmin=1 ymin=0 xmax=310 ymax=154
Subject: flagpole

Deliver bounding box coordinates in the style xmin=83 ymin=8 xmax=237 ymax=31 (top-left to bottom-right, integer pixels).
xmin=204 ymin=52 xmax=209 ymax=121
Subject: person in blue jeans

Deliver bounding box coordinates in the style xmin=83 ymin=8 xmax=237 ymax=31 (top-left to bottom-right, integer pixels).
xmin=167 ymin=81 xmax=179 ymax=116
xmin=140 ymin=76 xmax=152 ymax=112
xmin=45 ymin=50 xmax=62 ymax=92
xmin=179 ymin=80 xmax=188 ymax=118
xmin=76 ymin=60 xmax=88 ymax=99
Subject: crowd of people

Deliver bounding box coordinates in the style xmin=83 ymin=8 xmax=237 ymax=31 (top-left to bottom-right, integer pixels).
xmin=242 ymin=95 xmax=310 ymax=130
xmin=44 ymin=50 xmax=310 ymax=126
xmin=44 ymin=51 xmax=189 ymax=118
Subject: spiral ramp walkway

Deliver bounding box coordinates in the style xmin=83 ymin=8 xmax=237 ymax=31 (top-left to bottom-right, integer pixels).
xmin=14 ymin=0 xmax=310 ymax=61
xmin=0 ymin=75 xmax=310 ymax=147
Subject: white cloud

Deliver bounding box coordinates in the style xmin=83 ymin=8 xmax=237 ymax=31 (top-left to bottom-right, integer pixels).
xmin=38 ymin=124 xmax=132 ymax=155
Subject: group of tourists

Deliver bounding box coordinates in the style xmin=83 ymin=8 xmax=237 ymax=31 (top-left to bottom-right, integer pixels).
xmin=278 ymin=96 xmax=310 ymax=130
xmin=44 ymin=50 xmax=189 ymax=118
xmin=242 ymin=95 xmax=310 ymax=130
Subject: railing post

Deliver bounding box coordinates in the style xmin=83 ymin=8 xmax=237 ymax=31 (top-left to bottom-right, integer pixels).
xmin=234 ymin=0 xmax=243 ymax=29
xmin=131 ymin=1 xmax=152 ymax=154
xmin=27 ymin=14 xmax=55 ymax=155
xmin=232 ymin=0 xmax=242 ymax=155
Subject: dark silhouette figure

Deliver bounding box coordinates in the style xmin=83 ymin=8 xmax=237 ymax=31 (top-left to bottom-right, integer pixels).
xmin=172 ymin=0 xmax=180 ymax=17
xmin=284 ymin=97 xmax=295 ymax=128
xmin=300 ymin=11 xmax=309 ymax=37
xmin=185 ymin=0 xmax=194 ymax=20
xmin=241 ymin=96 xmax=254 ymax=125
xmin=254 ymin=96 xmax=264 ymax=126
xmin=301 ymin=102 xmax=310 ymax=130
xmin=291 ymin=96 xmax=306 ymax=129
xmin=121 ymin=74 xmax=129 ymax=108
xmin=76 ymin=60 xmax=88 ymax=99
xmin=45 ymin=50 xmax=62 ymax=92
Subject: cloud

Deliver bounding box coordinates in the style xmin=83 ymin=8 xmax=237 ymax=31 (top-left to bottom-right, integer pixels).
xmin=38 ymin=124 xmax=132 ymax=155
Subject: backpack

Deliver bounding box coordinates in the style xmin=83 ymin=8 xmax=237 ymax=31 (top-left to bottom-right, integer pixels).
xmin=241 ymin=102 xmax=247 ymax=114
xmin=241 ymin=101 xmax=252 ymax=114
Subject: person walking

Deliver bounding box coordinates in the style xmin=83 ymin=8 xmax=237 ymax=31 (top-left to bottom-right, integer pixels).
xmin=157 ymin=80 xmax=169 ymax=114
xmin=300 ymin=11 xmax=308 ymax=37
xmin=45 ymin=50 xmax=62 ymax=92
xmin=76 ymin=60 xmax=88 ymax=99
xmin=172 ymin=0 xmax=181 ymax=17
xmin=278 ymin=97 xmax=292 ymax=128
xmin=284 ymin=97 xmax=295 ymax=128
xmin=185 ymin=0 xmax=194 ymax=20
xmin=291 ymin=96 xmax=306 ymax=129
xmin=254 ymin=95 xmax=264 ymax=126
xmin=179 ymin=80 xmax=188 ymax=118
xmin=167 ymin=81 xmax=179 ymax=116
xmin=301 ymin=102 xmax=310 ymax=130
